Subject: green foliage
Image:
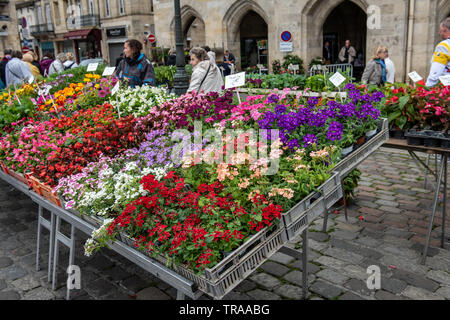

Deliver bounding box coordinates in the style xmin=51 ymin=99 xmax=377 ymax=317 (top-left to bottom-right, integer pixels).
xmin=0 ymin=97 xmax=35 ymax=129
xmin=246 ymin=73 xmax=307 ymax=90
xmin=153 ymin=65 xmax=193 ymax=88
xmin=343 ymin=169 xmax=362 ymax=202
xmin=281 ymin=54 xmax=305 ymax=74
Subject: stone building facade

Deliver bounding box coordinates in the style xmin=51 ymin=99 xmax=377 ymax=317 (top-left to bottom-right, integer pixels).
xmin=0 ymin=0 xmax=21 ymax=54
xmin=11 ymin=0 xmax=155 ymax=64
xmin=154 ymin=0 xmax=450 ymax=82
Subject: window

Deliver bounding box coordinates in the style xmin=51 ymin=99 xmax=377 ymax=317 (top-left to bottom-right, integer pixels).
xmin=119 ymin=0 xmax=125 ymax=15
xmin=89 ymin=0 xmax=94 ymax=15
xmin=150 ymin=0 xmax=153 ymax=12
xmin=105 ymin=0 xmax=110 ymax=17
xmin=37 ymin=6 xmax=43 ymax=25
xmin=54 ymin=2 xmax=61 ymax=25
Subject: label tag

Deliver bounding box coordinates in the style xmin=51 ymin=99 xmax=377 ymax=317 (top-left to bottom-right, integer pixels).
xmin=87 ymin=63 xmax=99 ymax=72
xmin=439 ymin=75 xmax=450 ymax=86
xmin=102 ymin=67 xmax=116 ymax=76
xmin=408 ymin=71 xmax=423 ymax=83
xmin=329 ymin=72 xmax=346 ymax=88
xmin=225 ymin=72 xmax=246 ymax=90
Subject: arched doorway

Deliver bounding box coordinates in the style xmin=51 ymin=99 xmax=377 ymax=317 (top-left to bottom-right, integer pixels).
xmin=223 ymin=0 xmax=269 ymax=71
xmin=301 ymin=0 xmax=368 ymax=75
xmin=239 ymin=11 xmax=268 ymax=70
xmin=184 ymin=16 xmax=206 ymax=48
xmin=170 ymin=6 xmax=206 ymax=48
xmin=322 ymin=1 xmax=367 ymax=80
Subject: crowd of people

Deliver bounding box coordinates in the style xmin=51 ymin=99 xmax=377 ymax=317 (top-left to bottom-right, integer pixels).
xmin=3 ymin=16 xmax=448 ymax=93
xmin=0 ymin=49 xmax=80 ymax=89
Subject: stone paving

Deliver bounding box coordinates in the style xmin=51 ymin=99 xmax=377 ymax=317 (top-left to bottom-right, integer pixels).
xmin=0 ymin=147 xmax=449 ymax=300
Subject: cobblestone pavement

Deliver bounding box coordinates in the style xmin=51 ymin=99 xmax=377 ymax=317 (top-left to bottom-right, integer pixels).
xmin=0 ymin=147 xmax=449 ymax=300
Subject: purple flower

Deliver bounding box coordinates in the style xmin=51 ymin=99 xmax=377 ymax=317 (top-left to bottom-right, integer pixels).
xmin=275 ymin=104 xmax=287 ymax=115
xmin=303 ymin=134 xmax=318 ymax=147
xmin=267 ymin=94 xmax=280 ymax=104
xmin=98 ymin=90 xmax=107 ymax=98
xmin=287 ymin=139 xmax=300 ymax=152
xmin=327 ymin=121 xmax=344 ymax=141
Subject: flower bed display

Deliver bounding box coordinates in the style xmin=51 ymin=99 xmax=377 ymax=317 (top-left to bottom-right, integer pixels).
xmin=0 ymin=64 xmax=392 ymax=298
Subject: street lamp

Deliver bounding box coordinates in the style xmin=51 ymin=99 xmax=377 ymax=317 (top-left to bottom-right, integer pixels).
xmin=173 ymin=0 xmax=189 ymax=96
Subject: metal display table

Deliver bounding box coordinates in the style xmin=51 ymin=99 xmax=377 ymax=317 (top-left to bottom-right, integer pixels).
xmin=0 ymin=170 xmax=311 ymax=300
xmin=382 ymin=139 xmax=449 ymax=264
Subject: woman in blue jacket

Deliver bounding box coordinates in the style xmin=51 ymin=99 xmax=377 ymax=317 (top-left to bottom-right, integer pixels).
xmin=115 ymin=39 xmax=156 ymax=88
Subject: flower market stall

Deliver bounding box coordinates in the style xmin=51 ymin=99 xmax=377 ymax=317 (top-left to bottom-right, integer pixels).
xmin=0 ymin=66 xmax=391 ymax=299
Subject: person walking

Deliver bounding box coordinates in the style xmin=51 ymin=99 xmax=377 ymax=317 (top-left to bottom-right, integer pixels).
xmin=48 ymin=53 xmax=67 ymax=75
xmin=338 ymin=40 xmax=357 ymax=65
xmin=187 ymin=47 xmax=223 ymax=94
xmin=167 ymin=50 xmax=176 ymax=66
xmin=361 ymin=45 xmax=388 ymax=86
xmin=426 ymin=17 xmax=450 ymax=87
xmin=5 ymin=51 xmax=33 ymax=87
xmin=22 ymin=53 xmax=41 ymax=79
xmin=115 ymin=39 xmax=156 ymax=88
xmin=0 ymin=49 xmax=12 ymax=85
xmin=40 ymin=52 xmax=54 ymax=77
xmin=385 ymin=50 xmax=396 ymax=84
xmin=64 ymin=52 xmax=78 ymax=70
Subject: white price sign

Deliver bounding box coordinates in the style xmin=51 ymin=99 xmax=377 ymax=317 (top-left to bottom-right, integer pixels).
xmin=86 ymin=63 xmax=99 ymax=72
xmin=111 ymin=82 xmax=120 ymax=96
xmin=329 ymin=72 xmax=346 ymax=88
xmin=288 ymin=64 xmax=299 ymax=72
xmin=225 ymin=72 xmax=246 ymax=90
xmin=280 ymin=42 xmax=293 ymax=52
xmin=102 ymin=67 xmax=116 ymax=76
xmin=439 ymin=75 xmax=450 ymax=86
xmin=28 ymin=76 xmax=35 ymax=84
xmin=38 ymin=84 xmax=52 ymax=96
xmin=408 ymin=71 xmax=423 ymax=83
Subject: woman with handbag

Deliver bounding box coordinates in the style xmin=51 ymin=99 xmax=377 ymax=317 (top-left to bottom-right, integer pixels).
xmin=187 ymin=47 xmax=223 ymax=94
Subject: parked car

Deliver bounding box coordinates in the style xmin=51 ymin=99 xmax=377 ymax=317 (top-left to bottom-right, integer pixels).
xmin=79 ymin=58 xmax=108 ymax=67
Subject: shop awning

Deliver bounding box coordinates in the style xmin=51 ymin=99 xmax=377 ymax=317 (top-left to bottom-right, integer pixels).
xmin=64 ymin=29 xmax=93 ymax=40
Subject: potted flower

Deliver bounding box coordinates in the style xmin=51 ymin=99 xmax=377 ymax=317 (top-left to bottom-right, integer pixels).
xmin=364 ymin=117 xmax=378 ymax=140
xmin=339 ymin=132 xmax=356 ymax=158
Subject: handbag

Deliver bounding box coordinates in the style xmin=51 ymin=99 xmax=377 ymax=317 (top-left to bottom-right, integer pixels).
xmin=198 ymin=64 xmax=211 ymax=91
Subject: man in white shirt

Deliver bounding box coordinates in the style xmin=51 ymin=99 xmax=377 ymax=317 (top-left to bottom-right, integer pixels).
xmin=426 ymin=17 xmax=450 ymax=87
xmin=385 ymin=51 xmax=396 ymax=83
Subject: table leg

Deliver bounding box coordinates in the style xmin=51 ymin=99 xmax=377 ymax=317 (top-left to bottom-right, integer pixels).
xmin=36 ymin=206 xmax=42 ymax=272
xmin=441 ymin=156 xmax=447 ymax=249
xmin=302 ymin=229 xmax=308 ymax=300
xmin=424 ymin=154 xmax=430 ymax=189
xmin=66 ymin=225 xmax=76 ymax=301
xmin=421 ymin=155 xmax=445 ymax=264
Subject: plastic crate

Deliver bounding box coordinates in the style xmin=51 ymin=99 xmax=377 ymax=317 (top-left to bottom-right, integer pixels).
xmin=282 ymin=172 xmax=341 ymax=227
xmin=27 ymin=175 xmax=61 ymax=207
xmin=118 ymin=226 xmax=286 ymax=299
xmin=8 ymin=170 xmax=30 ymax=187
xmin=0 ymin=161 xmax=9 ymax=175
xmin=332 ymin=118 xmax=389 ymax=178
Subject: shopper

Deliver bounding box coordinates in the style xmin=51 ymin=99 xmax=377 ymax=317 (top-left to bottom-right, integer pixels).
xmin=338 ymin=40 xmax=357 ymax=65
xmin=426 ymin=17 xmax=450 ymax=87
xmin=115 ymin=39 xmax=156 ymax=88
xmin=361 ymin=45 xmax=388 ymax=86
xmin=22 ymin=53 xmax=41 ymax=79
xmin=187 ymin=47 xmax=223 ymax=94
xmin=385 ymin=50 xmax=396 ymax=84
xmin=29 ymin=51 xmax=44 ymax=76
xmin=5 ymin=51 xmax=33 ymax=87
xmin=202 ymin=46 xmax=216 ymax=66
xmin=40 ymin=52 xmax=54 ymax=77
xmin=167 ymin=50 xmax=176 ymax=66
xmin=115 ymin=53 xmax=124 ymax=68
xmin=49 ymin=53 xmax=67 ymax=75
xmin=0 ymin=49 xmax=12 ymax=85
xmin=64 ymin=52 xmax=78 ymax=70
